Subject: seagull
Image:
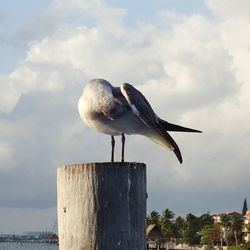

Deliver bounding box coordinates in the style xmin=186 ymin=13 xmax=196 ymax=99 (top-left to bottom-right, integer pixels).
xmin=78 ymin=79 xmax=201 ymax=164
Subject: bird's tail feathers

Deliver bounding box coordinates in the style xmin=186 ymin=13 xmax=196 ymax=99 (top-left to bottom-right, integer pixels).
xmin=159 ymin=119 xmax=202 ymax=133
xmin=144 ymin=128 xmax=183 ymax=164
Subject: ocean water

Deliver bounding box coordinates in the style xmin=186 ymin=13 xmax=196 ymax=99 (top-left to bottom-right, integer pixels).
xmin=0 ymin=242 xmax=58 ymax=250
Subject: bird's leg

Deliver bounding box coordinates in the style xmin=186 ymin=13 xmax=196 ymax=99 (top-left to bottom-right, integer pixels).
xmin=111 ymin=135 xmax=115 ymax=162
xmin=121 ymin=133 xmax=125 ymax=162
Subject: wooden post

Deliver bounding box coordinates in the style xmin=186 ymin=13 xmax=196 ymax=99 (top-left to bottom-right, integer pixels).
xmin=57 ymin=162 xmax=147 ymax=250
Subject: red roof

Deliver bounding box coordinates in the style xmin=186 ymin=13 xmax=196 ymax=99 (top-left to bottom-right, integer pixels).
xmin=212 ymin=211 xmax=242 ymax=217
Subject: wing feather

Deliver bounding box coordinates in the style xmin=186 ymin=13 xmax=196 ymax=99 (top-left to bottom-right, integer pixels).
xmin=120 ymin=83 xmax=158 ymax=127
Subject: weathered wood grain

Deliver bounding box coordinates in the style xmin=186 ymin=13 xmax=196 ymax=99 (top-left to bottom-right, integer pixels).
xmin=57 ymin=162 xmax=147 ymax=250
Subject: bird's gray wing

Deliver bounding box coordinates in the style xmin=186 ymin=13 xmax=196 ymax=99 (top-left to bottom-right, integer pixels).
xmin=120 ymin=83 xmax=183 ymax=163
xmin=120 ymin=83 xmax=158 ymax=127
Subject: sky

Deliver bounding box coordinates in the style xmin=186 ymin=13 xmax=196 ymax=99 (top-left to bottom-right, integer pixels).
xmin=0 ymin=0 xmax=250 ymax=234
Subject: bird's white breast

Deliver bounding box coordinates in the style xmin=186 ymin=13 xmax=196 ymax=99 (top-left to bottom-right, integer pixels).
xmin=78 ymin=80 xmax=119 ymax=134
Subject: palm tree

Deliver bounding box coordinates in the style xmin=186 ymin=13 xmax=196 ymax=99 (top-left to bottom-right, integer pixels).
xmin=184 ymin=213 xmax=200 ymax=245
xmin=199 ymin=213 xmax=214 ymax=228
xmin=160 ymin=209 xmax=175 ymax=238
xmin=220 ymin=213 xmax=231 ymax=247
xmin=174 ymin=216 xmax=187 ymax=243
xmin=162 ymin=208 xmax=175 ymax=221
xmin=147 ymin=210 xmax=161 ymax=226
xmin=186 ymin=213 xmax=197 ymax=224
xmin=229 ymin=214 xmax=244 ymax=246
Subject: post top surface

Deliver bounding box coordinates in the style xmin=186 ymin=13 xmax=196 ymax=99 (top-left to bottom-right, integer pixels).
xmin=58 ymin=162 xmax=146 ymax=170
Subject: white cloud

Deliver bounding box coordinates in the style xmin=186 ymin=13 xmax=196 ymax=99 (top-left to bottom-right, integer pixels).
xmin=0 ymin=75 xmax=18 ymax=113
xmin=206 ymin=0 xmax=250 ymax=20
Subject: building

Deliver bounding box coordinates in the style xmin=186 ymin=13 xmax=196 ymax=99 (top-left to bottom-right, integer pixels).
xmin=211 ymin=211 xmax=243 ymax=245
xmin=212 ymin=211 xmax=242 ymax=223
xmin=243 ymin=210 xmax=250 ymax=242
xmin=147 ymin=224 xmax=173 ymax=250
xmin=147 ymin=224 xmax=168 ymax=250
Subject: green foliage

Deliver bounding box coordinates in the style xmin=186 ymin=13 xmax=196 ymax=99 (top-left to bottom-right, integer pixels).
xmin=220 ymin=213 xmax=231 ymax=228
xmin=147 ymin=208 xmax=246 ymax=247
xmin=162 ymin=208 xmax=175 ymax=220
xmin=230 ymin=214 xmax=244 ymax=232
xmin=200 ymin=224 xmax=221 ymax=245
xmin=147 ymin=208 xmax=176 ymax=239
xmin=219 ymin=213 xmax=231 ymax=246
xmin=230 ymin=214 xmax=244 ymax=245
xmin=183 ymin=213 xmax=215 ymax=245
xmin=227 ymin=246 xmax=242 ymax=250
xmin=199 ymin=213 xmax=214 ymax=228
xmin=174 ymin=216 xmax=187 ymax=243
xmin=147 ymin=210 xmax=160 ymax=226
xmin=160 ymin=209 xmax=175 ymax=238
xmin=184 ymin=213 xmax=201 ymax=245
